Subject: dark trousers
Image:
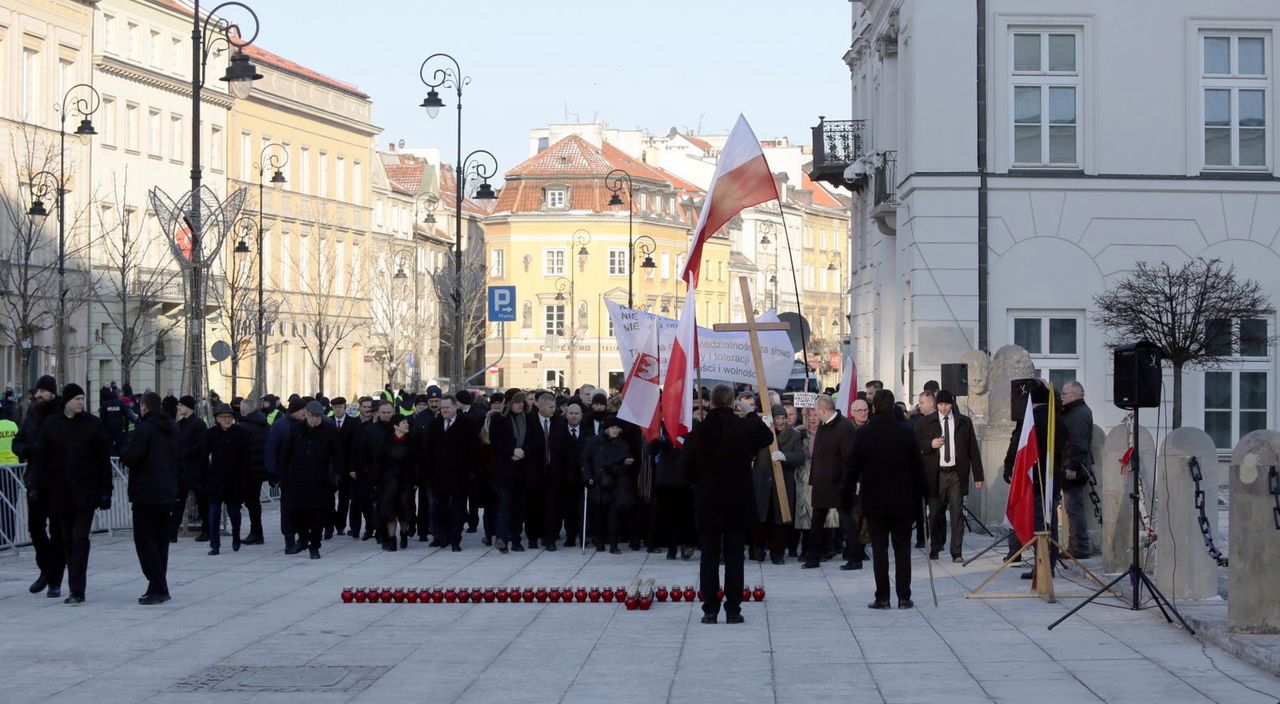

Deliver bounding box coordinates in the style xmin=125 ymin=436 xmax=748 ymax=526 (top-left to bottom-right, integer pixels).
xmin=495 ymin=484 xmax=526 ymax=544
xmin=698 ymin=529 xmax=745 ymax=617
xmin=541 ymin=483 xmax=561 ymax=544
xmin=750 ymin=522 xmax=789 ymax=560
xmin=279 ymin=490 xmax=295 ymax=542
xmin=867 ymin=515 xmax=914 ymax=602
xmin=243 ymin=480 xmax=264 ymax=537
xmin=334 ymin=478 xmax=350 ymax=532
xmin=1063 ymin=484 xmax=1090 ymax=555
xmin=168 ymin=490 xmax=188 ymax=540
xmin=132 ymin=505 xmax=170 ymax=596
xmin=349 ymin=477 xmax=374 ymax=536
xmin=432 ymin=488 xmax=467 ymax=546
xmin=523 ymin=485 xmax=545 ymax=544
xmin=207 ymin=501 xmax=242 ymax=551
xmin=841 ymin=498 xmax=867 ymax=559
xmin=1008 ymin=489 xmax=1060 ymax=563
xmin=56 ymin=511 xmax=94 ymax=598
xmin=914 ymin=499 xmax=927 ymax=545
xmin=27 ymin=493 xmax=65 ymax=587
xmin=590 ymin=501 xmax=622 ymax=547
xmin=561 ymin=482 xmax=585 ymax=546
xmin=806 ymin=509 xmax=836 ymax=562
xmin=929 ymin=470 xmax=966 ymax=557
xmin=650 ymin=485 xmax=695 ymax=550
xmin=293 ymin=507 xmax=325 ymax=549
xmin=418 ymin=484 xmax=434 ymax=539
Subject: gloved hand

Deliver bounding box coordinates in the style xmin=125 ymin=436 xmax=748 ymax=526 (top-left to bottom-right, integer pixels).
xmin=770 ymin=450 xmax=786 ymax=463
xmin=1003 ymin=466 xmax=1012 ymax=484
xmin=98 ymin=495 xmax=112 ymax=510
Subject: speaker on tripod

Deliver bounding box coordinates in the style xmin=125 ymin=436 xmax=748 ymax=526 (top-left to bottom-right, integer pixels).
xmin=1113 ymin=341 xmax=1162 ymax=409
xmin=940 ymin=363 xmax=969 ymax=397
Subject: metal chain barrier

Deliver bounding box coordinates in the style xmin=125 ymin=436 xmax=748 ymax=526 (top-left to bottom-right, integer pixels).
xmin=1269 ymin=466 xmax=1279 ymax=530
xmin=1086 ymin=470 xmax=1103 ymax=525
xmin=1188 ymin=457 xmax=1228 ymax=567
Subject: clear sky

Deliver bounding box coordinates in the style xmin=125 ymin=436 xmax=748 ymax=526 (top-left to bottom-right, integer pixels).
xmin=244 ymin=0 xmax=851 ymax=177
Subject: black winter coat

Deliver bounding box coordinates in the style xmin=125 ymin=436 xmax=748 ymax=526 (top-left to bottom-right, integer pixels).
xmin=204 ymin=423 xmax=248 ymax=504
xmin=753 ymin=425 xmax=803 ymax=524
xmin=177 ymin=415 xmax=208 ymax=491
xmin=376 ymin=432 xmax=415 ymax=522
xmin=679 ymin=408 xmax=774 ymax=532
xmin=852 ymin=412 xmax=927 ymax=519
xmin=280 ymin=421 xmax=339 ymax=510
xmin=425 ymin=414 xmax=478 ymax=494
xmin=581 ymin=433 xmax=635 ymax=507
xmin=915 ymin=411 xmax=985 ymax=498
xmin=809 ymin=412 xmax=857 ymax=512
xmin=120 ymin=411 xmax=180 ymax=506
xmin=651 ymin=434 xmax=686 ymax=488
xmin=488 ymin=411 xmax=545 ymax=490
xmin=38 ymin=411 xmax=112 ymax=514
xmin=1061 ymin=399 xmax=1094 ymax=487
xmin=237 ymin=411 xmax=270 ymax=482
xmin=13 ymin=398 xmax=59 ymax=492
xmin=1003 ymin=404 xmax=1066 ymax=490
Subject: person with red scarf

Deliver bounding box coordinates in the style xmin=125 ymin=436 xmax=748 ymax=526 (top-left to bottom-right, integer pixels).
xmin=377 ymin=414 xmax=417 ymax=551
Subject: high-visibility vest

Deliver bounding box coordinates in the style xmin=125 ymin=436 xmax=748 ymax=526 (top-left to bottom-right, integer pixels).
xmin=266 ymin=408 xmax=281 ymax=425
xmin=0 ymin=418 xmax=18 ymax=464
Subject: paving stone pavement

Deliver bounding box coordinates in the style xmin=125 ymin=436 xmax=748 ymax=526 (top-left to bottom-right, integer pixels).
xmin=1 ymin=509 xmax=1278 ymax=704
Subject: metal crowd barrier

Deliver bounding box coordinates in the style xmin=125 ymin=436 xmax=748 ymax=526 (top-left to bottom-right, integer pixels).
xmin=0 ymin=459 xmax=133 ymax=554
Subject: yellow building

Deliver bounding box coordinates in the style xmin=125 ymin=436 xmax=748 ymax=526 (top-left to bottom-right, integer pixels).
xmin=484 ymin=135 xmax=729 ymax=391
xmin=213 ymin=42 xmax=380 ymax=400
xmin=796 ymin=174 xmax=851 ymax=389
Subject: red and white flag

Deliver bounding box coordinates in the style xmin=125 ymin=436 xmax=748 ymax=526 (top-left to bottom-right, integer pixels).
xmin=661 ymin=288 xmax=697 ymax=445
xmin=617 ymin=319 xmax=663 ymax=442
xmin=680 ymin=115 xmax=779 ymax=286
xmin=1005 ymin=396 xmax=1039 ymax=545
xmin=837 ymin=357 xmax=858 ymax=417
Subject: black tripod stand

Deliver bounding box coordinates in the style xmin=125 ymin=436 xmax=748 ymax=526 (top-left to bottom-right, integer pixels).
xmin=1048 ymin=404 xmax=1194 ymax=632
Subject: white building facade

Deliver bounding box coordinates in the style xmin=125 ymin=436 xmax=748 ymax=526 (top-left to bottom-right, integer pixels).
xmin=822 ymin=0 xmax=1280 ymax=447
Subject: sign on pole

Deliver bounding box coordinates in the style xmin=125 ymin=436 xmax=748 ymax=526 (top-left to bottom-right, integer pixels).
xmin=487 ymin=285 xmax=516 ymax=322
xmin=792 ymin=391 xmax=818 ymax=409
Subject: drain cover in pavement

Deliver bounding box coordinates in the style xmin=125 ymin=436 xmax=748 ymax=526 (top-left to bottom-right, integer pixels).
xmin=172 ymin=665 xmax=388 ymax=693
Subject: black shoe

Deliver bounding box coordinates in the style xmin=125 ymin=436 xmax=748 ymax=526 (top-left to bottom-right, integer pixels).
xmin=399 ymin=534 xmax=408 ymax=549
xmin=801 ymin=560 xmax=820 ymax=569
xmin=952 ymin=555 xmax=964 ymax=563
xmin=346 ymin=530 xmax=357 ymax=538
xmin=609 ymin=546 xmax=622 ymax=555
xmin=418 ymin=535 xmax=431 ymax=542
xmin=867 ymin=600 xmax=891 ymax=610
xmin=898 ymin=599 xmax=914 ymax=609
xmin=914 ymin=540 xmax=925 ymax=549
xmin=700 ymin=614 xmax=718 ymax=624
xmin=839 ymin=560 xmax=863 ymax=571
xmin=787 ymin=548 xmax=798 ymax=558
xmin=545 ymin=542 xmax=558 ymax=552
xmin=284 ymin=544 xmax=303 ymax=555
xmin=309 ymin=547 xmax=321 ymax=559
xmin=28 ymin=576 xmax=48 ymax=594
xmin=195 ymin=532 xmax=209 ymax=542
xmin=170 ymin=536 xmax=178 ymax=544
xmin=324 ymin=527 xmax=334 ymax=540
xmin=528 ymin=539 xmax=539 ymax=549
xmin=451 ymin=544 xmax=462 ymax=552
xmin=465 ymin=525 xmax=478 ymax=533
xmin=46 ymin=586 xmax=61 ymax=599
xmin=1021 ymin=570 xmax=1034 ymax=580
xmin=207 ymin=547 xmax=219 ymax=556
xmin=681 ymin=547 xmax=695 ymax=560
xmin=429 ymin=539 xmax=445 ymax=547
xmin=725 ymin=613 xmax=745 ymax=624
xmin=64 ymin=595 xmax=85 ymax=605
xmin=667 ymin=550 xmax=678 ymax=560
xmin=232 ymin=535 xmax=241 ymax=552
xmin=482 ymin=536 xmax=493 ymax=547
xmin=629 ymin=540 xmax=642 ymax=551
xmin=361 ymin=531 xmax=373 ymax=541
xmin=138 ymin=594 xmax=170 ymax=606
xmin=928 ymin=551 xmax=939 ymax=560
xmin=771 ymin=557 xmax=785 ymax=565
xmin=496 ymin=539 xmax=508 ymax=553
xmin=511 ymin=542 xmax=525 ymax=552
xmin=382 ymin=540 xmax=397 ymax=552
xmin=647 ymin=546 xmax=661 ymax=554
xmin=244 ymin=534 xmax=264 ymax=545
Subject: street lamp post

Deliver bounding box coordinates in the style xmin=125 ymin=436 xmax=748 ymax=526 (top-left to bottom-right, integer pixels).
xmin=553 ymin=229 xmax=590 ymax=388
xmin=392 ymin=246 xmax=420 ymax=388
xmin=630 ymin=234 xmax=657 ymax=309
xmin=827 ymin=250 xmax=847 ymax=354
xmin=27 ymin=82 xmax=100 ymax=386
xmin=233 ymin=141 xmax=285 ymax=402
xmin=604 ymin=169 xmax=636 ymax=308
xmin=419 ymin=53 xmax=498 ymax=390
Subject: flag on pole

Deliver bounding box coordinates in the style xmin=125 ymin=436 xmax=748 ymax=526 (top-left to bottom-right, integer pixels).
xmin=661 ymin=288 xmax=697 ymax=445
xmin=837 ymin=357 xmax=858 ymax=416
xmin=1005 ymin=396 xmax=1039 ymax=545
xmin=617 ymin=318 xmax=663 ymax=442
xmin=679 ymin=115 xmax=779 ymax=286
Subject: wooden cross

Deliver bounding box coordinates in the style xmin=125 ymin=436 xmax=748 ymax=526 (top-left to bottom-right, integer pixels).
xmin=713 ymin=277 xmax=792 ymax=523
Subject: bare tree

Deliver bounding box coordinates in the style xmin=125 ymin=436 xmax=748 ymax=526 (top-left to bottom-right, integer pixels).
xmin=209 ymin=225 xmax=279 ymax=400
xmin=92 ymin=170 xmax=184 ymax=388
xmin=366 ymin=241 xmax=421 ymax=389
xmin=427 ymin=245 xmax=487 ymax=384
xmin=1094 ymin=258 xmax=1273 ymax=428
xmin=283 ymin=210 xmax=364 ymax=396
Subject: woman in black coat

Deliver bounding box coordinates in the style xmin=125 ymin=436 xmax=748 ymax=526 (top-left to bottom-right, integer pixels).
xmin=203 ymin=405 xmax=247 ymax=554
xmin=487 ymin=391 xmax=543 ymax=552
xmin=376 ymin=414 xmax=416 ymax=551
xmin=580 ymin=418 xmax=634 ymax=553
xmin=279 ymin=405 xmax=339 ymax=559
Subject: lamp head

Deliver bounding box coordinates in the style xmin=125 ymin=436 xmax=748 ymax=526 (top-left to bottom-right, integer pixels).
xmin=28 ymin=198 xmax=49 ymax=221
xmin=221 ymin=50 xmax=263 ymax=99
xmin=474 ymin=182 xmax=497 ymax=200
xmin=234 ymin=238 xmax=251 ymax=255
xmin=641 ymin=254 xmax=656 ymax=269
xmin=421 ymin=90 xmax=444 ymax=119
xmin=394 ymin=266 xmax=408 ymax=280
xmin=608 ymin=192 xmax=624 ymax=207
xmin=270 ymin=168 xmax=286 ymax=187
xmin=73 ymin=118 xmax=96 ymax=145
xmin=759 ymin=233 xmax=770 ymax=246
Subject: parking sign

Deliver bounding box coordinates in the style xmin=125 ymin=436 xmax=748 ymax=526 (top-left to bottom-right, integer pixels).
xmin=487 ymin=285 xmax=516 ymax=322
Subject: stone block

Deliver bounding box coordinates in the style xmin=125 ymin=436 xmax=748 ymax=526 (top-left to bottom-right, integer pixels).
xmin=1100 ymin=421 xmax=1155 ymax=573
xmin=1228 ymin=429 xmax=1280 ymax=633
xmin=1153 ymin=427 xmax=1219 ymax=599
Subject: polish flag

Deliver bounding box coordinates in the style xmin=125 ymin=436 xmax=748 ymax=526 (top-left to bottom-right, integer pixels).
xmin=617 ymin=318 xmax=663 ymax=442
xmin=837 ymin=357 xmax=858 ymax=417
xmin=1005 ymin=396 xmax=1039 ymax=545
xmin=680 ymin=115 xmax=779 ymax=286
xmin=661 ymin=288 xmax=697 ymax=445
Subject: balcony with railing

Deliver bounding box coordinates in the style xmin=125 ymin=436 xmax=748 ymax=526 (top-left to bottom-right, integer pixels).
xmin=871 ymin=150 xmax=898 ymax=235
xmin=809 ymin=117 xmax=866 ymax=189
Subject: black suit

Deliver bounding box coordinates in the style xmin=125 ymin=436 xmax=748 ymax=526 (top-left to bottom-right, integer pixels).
xmin=915 ymin=411 xmax=984 ymax=558
xmin=853 ymin=412 xmax=927 ymax=602
xmin=410 ymin=410 xmax=435 ymax=540
xmin=426 ymin=414 xmax=477 ymax=547
xmin=334 ymin=414 xmax=362 ymax=533
xmin=561 ymin=423 xmax=590 ymax=546
xmin=532 ymin=413 xmax=570 ymax=546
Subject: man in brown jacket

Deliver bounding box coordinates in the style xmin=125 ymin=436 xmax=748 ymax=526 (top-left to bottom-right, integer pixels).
xmin=803 ymin=395 xmax=857 ymax=569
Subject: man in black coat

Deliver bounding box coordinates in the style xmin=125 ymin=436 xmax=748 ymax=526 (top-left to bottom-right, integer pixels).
xmin=323 ymin=396 xmax=351 ymax=541
xmin=12 ymin=375 xmax=65 ymax=598
xmin=679 ymin=383 xmax=774 ymax=625
xmin=560 ymin=401 xmax=590 ymax=549
xmin=531 ymin=391 xmax=569 ymax=550
xmin=173 ymin=395 xmax=209 ymax=542
xmin=804 ymin=395 xmax=857 ymax=569
xmin=280 ymin=401 xmax=340 ymax=559
xmin=853 ymin=389 xmax=927 ymax=609
xmin=353 ymin=400 xmax=393 ymax=541
xmin=121 ymin=392 xmax=179 ymax=604
xmin=38 ymin=384 xmax=112 ymax=604
xmin=1060 ymin=381 xmax=1094 ymax=557
xmin=411 ymin=395 xmax=437 ymax=544
xmin=339 ymin=396 xmax=371 ymax=537
xmin=237 ymin=397 xmax=270 ymax=544
xmin=915 ymin=389 xmax=984 ymax=562
xmin=204 ymin=404 xmax=248 ymax=554
xmin=1004 ymin=381 xmax=1066 ymax=565
xmin=98 ymin=386 xmax=135 ymax=458
xmin=425 ymin=396 xmax=478 ymax=550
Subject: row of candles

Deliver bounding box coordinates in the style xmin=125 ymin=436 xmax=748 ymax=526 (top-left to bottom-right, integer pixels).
xmin=340 ymin=584 xmax=767 ymax=610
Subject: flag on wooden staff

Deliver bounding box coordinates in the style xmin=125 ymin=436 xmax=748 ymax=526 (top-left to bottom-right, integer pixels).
xmin=661 ymin=288 xmax=697 ymax=445
xmin=1005 ymin=396 xmax=1038 ymax=545
xmin=679 ymin=115 xmax=779 ymax=286
xmin=837 ymin=357 xmax=858 ymax=416
xmin=617 ymin=318 xmax=663 ymax=442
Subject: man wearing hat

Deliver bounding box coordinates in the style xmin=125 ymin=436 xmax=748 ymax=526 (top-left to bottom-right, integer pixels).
xmin=279 ymin=401 xmax=340 ymax=559
xmin=173 ymin=395 xmax=210 ymax=543
xmin=915 ymin=389 xmax=984 ymax=562
xmin=262 ymin=394 xmax=281 ymax=425
xmin=13 ymin=375 xmax=67 ymax=598
xmin=37 ymin=383 xmax=112 ymax=604
xmin=587 ymin=392 xmax=610 ymax=436
xmin=266 ymin=396 xmax=309 ymax=553
xmin=238 ymin=397 xmax=271 ymax=545
xmin=328 ymin=397 xmax=352 ymax=539
xmin=120 ymin=392 xmax=179 ymax=603
xmin=204 ymin=404 xmax=248 ymax=554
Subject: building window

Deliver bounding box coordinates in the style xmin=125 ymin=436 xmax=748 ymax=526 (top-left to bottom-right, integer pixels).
xmin=149 ymin=29 xmax=162 ymax=67
xmin=335 ymin=156 xmax=346 ymax=201
xmin=319 ymin=152 xmax=329 ymax=198
xmin=101 ymin=97 xmax=116 ymax=146
xmin=1011 ymin=30 xmax=1080 ymax=167
xmin=1204 ymin=317 xmax=1271 ymax=449
xmin=490 ymin=249 xmax=505 ymax=278
xmin=210 ymin=125 xmax=223 ymax=171
xmin=127 ymin=22 xmax=139 ymax=59
xmin=125 ymin=103 xmax=140 ymax=151
xmin=544 ymin=304 xmax=566 ymax=336
xmin=543 ymin=248 xmax=566 ymax=276
xmin=148 ymin=109 xmax=162 ymax=155
xmin=1202 ymin=33 xmax=1269 ymax=169
xmin=240 ymin=133 xmax=253 ymax=180
xmin=1010 ymin=313 xmax=1080 ymax=389
xmin=545 ymin=369 xmax=566 ymax=389
xmin=170 ymin=115 xmax=183 ymax=161
xmin=660 ymin=252 xmax=670 ymax=280
xmin=608 ymin=248 xmax=628 ymax=276
xmin=21 ymin=48 xmax=40 ymax=123
xmin=300 ymin=147 xmax=311 ymax=194
xmin=352 ymin=161 xmax=362 ymax=205
xmin=545 ymin=187 xmax=567 ymax=209
xmin=103 ymin=14 xmax=118 ymax=55
xmin=171 ymin=37 xmax=183 ymax=74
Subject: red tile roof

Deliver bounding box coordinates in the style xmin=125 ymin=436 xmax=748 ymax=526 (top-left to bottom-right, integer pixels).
xmin=682 ymin=133 xmax=713 ymax=152
xmin=801 ymin=173 xmax=843 ymax=209
xmin=505 ymin=135 xmax=614 ymax=177
xmin=440 ymin=166 xmax=492 ymax=217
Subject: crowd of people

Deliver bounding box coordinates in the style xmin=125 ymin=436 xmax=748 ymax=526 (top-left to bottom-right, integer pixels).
xmin=6 ymin=370 xmax=1093 ymax=621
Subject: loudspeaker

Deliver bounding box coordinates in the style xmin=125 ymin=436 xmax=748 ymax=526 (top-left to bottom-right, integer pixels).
xmin=1114 ymin=341 xmax=1163 ymax=409
xmin=1010 ymin=377 xmax=1039 ymax=422
xmin=940 ymin=363 xmax=969 ymax=397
